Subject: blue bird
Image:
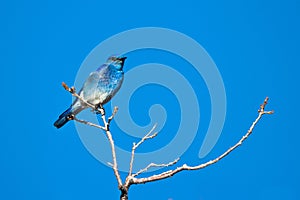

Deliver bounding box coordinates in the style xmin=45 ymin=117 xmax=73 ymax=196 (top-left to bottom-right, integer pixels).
xmin=54 ymin=56 xmax=126 ymax=129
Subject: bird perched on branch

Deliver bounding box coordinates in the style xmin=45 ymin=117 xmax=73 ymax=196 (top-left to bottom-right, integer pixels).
xmin=54 ymin=56 xmax=126 ymax=129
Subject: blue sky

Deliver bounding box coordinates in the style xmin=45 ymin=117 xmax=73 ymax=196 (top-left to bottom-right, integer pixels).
xmin=1 ymin=0 xmax=299 ymax=200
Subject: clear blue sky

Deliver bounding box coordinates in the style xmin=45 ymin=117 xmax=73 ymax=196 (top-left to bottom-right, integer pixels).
xmin=1 ymin=0 xmax=299 ymax=200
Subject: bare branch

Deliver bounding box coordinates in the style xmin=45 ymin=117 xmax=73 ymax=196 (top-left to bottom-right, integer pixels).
xmin=130 ymin=97 xmax=274 ymax=185
xmin=127 ymin=124 xmax=158 ymax=177
xmin=132 ymin=158 xmax=180 ymax=177
xmin=73 ymin=116 xmax=106 ymax=130
xmin=108 ymin=106 xmax=119 ymax=124
xmin=134 ymin=124 xmax=158 ymax=150
xmin=62 ymin=82 xmax=123 ymax=188
xmin=106 ymin=129 xmax=123 ymax=187
xmin=96 ymin=105 xmax=122 ymax=188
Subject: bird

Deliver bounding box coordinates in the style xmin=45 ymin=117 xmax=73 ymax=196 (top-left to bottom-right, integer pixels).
xmin=54 ymin=56 xmax=126 ymax=129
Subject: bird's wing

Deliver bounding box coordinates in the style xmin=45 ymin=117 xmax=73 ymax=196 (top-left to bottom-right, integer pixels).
xmin=79 ymin=71 xmax=101 ymax=101
xmin=96 ymin=64 xmax=108 ymax=72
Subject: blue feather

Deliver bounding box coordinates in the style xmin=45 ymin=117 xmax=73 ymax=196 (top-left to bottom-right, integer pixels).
xmin=54 ymin=107 xmax=72 ymax=128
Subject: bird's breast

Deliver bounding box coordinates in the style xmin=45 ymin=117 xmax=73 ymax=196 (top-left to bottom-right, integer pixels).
xmin=83 ymin=71 xmax=123 ymax=105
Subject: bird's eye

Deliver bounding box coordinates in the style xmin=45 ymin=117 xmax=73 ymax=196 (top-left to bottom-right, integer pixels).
xmin=110 ymin=56 xmax=117 ymax=61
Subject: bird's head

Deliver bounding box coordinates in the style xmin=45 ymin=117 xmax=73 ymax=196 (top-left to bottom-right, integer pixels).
xmin=107 ymin=56 xmax=127 ymax=70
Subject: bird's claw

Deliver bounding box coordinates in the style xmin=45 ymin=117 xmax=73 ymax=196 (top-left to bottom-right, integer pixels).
xmin=95 ymin=104 xmax=105 ymax=116
xmin=66 ymin=114 xmax=75 ymax=121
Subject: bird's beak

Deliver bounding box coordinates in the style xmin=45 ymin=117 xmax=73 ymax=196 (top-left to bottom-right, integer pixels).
xmin=119 ymin=57 xmax=127 ymax=61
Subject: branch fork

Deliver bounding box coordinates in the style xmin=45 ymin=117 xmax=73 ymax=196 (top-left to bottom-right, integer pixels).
xmin=61 ymin=82 xmax=274 ymax=200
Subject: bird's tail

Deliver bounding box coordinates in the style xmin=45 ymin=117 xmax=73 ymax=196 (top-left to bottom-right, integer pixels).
xmin=54 ymin=107 xmax=73 ymax=129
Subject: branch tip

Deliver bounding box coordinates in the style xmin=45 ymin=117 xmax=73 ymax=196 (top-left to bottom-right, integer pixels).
xmin=259 ymin=96 xmax=269 ymax=111
xmin=61 ymin=82 xmax=75 ymax=93
xmin=113 ymin=106 xmax=119 ymax=113
xmin=108 ymin=106 xmax=119 ymax=124
xmin=62 ymin=82 xmax=69 ymax=90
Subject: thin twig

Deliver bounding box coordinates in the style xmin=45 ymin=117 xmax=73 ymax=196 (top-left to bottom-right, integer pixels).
xmin=73 ymin=117 xmax=106 ymax=130
xmin=132 ymin=158 xmax=180 ymax=177
xmin=134 ymin=124 xmax=158 ymax=149
xmin=108 ymin=107 xmax=119 ymax=124
xmin=128 ymin=124 xmax=158 ymax=177
xmin=130 ymin=97 xmax=274 ymax=185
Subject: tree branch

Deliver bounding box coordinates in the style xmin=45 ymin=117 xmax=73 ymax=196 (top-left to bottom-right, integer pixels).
xmin=132 ymin=158 xmax=180 ymax=177
xmin=129 ymin=97 xmax=274 ymax=185
xmin=73 ymin=117 xmax=105 ymax=130
xmin=127 ymin=124 xmax=158 ymax=177
xmin=62 ymin=82 xmax=123 ymax=188
xmin=106 ymin=127 xmax=123 ymax=188
xmin=61 ymin=82 xmax=273 ymax=200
